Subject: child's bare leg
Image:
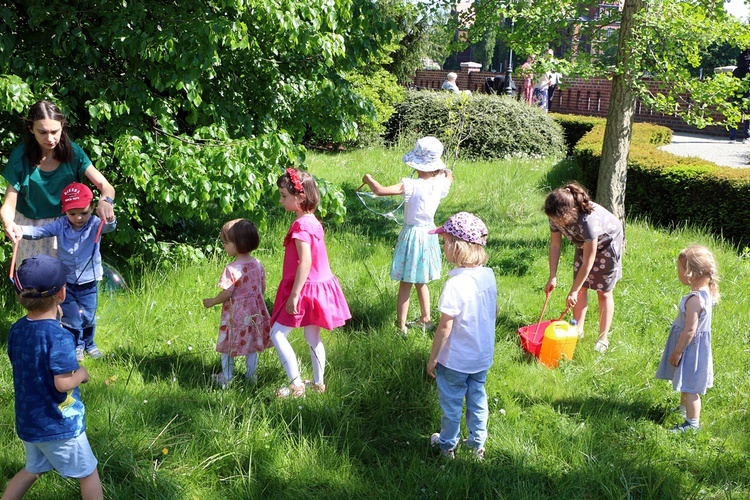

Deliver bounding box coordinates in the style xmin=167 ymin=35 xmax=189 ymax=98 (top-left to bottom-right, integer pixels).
xmin=684 ymin=392 xmax=701 ymax=421
xmin=573 ymin=289 xmax=589 ymax=335
xmin=79 ymin=468 xmax=103 ymax=500
xmin=397 ymin=282 xmax=412 ymax=329
xmin=1 ymin=469 xmax=41 ymax=500
xmin=414 ymin=283 xmax=431 ymax=324
xmin=596 ymin=290 xmax=614 ymax=343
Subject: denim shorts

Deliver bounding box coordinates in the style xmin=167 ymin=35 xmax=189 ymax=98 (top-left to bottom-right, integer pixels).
xmin=23 ymin=432 xmax=98 ymax=479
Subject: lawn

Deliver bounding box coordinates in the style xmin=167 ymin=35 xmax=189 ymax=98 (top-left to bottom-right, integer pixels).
xmin=1 ymin=145 xmax=748 ymax=499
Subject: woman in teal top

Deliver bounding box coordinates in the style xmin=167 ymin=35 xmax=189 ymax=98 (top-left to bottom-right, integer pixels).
xmin=2 ymin=100 xmax=116 ymax=263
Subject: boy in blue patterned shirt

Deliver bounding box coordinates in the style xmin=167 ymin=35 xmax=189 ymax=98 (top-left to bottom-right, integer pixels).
xmin=4 ymin=255 xmax=102 ymax=499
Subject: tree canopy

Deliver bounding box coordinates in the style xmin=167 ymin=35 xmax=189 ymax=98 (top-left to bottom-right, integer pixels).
xmin=0 ymin=0 xmax=401 ymax=261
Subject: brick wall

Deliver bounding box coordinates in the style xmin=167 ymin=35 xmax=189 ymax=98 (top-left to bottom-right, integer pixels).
xmin=411 ymin=70 xmax=728 ymax=137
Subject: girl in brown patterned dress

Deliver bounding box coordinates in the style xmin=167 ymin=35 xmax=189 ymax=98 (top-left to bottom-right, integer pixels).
xmin=543 ymin=183 xmax=623 ymax=353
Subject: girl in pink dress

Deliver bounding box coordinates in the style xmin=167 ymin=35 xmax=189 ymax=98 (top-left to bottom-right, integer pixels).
xmin=203 ymin=219 xmax=271 ymax=388
xmin=270 ymin=168 xmax=351 ymax=397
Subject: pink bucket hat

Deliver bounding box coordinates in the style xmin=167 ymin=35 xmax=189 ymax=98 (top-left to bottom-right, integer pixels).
xmin=402 ymin=136 xmax=446 ymax=172
xmin=430 ymin=212 xmax=488 ymax=246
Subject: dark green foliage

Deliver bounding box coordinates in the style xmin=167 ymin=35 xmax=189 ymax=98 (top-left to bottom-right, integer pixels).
xmin=0 ymin=0 xmax=400 ymax=263
xmin=385 ymin=91 xmax=566 ymax=161
xmin=568 ymin=116 xmax=750 ymax=246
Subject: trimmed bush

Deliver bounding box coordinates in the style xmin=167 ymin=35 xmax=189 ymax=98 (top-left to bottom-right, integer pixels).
xmin=385 ymin=91 xmax=566 ymax=162
xmin=563 ymin=114 xmax=750 ymax=245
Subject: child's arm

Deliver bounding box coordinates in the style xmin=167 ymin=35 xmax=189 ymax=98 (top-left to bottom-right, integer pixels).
xmin=566 ymin=238 xmax=597 ymax=308
xmin=54 ymin=367 xmax=90 ymax=392
xmin=669 ymin=295 xmax=701 ymax=367
xmin=19 ymin=219 xmax=61 ymax=240
xmin=286 ymin=239 xmax=312 ymax=314
xmin=361 ymin=174 xmax=404 ymax=196
xmin=545 ymin=230 xmax=563 ymax=294
xmin=427 ymin=312 xmax=454 ymax=378
xmin=203 ymin=288 xmax=233 ymax=308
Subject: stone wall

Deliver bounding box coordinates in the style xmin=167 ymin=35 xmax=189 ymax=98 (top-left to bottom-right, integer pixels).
xmin=411 ymin=70 xmax=728 ymax=137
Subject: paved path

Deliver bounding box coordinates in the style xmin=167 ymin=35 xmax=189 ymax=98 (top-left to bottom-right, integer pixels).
xmin=658 ymin=133 xmax=749 ymax=168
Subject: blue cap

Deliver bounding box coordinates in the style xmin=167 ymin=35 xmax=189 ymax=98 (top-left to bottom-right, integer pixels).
xmin=14 ymin=255 xmax=70 ymax=298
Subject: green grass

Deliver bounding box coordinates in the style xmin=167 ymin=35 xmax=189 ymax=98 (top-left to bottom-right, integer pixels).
xmin=1 ymin=146 xmax=749 ymax=499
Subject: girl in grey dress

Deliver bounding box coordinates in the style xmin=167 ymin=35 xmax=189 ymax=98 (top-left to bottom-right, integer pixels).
xmin=655 ymin=245 xmax=719 ymax=432
xmin=544 ymin=183 xmax=623 ymax=353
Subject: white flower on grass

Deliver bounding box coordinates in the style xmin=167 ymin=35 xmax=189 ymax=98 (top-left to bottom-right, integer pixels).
xmin=143 ymin=400 xmax=148 ymax=404
xmin=167 ymin=340 xmax=172 ymax=345
xmin=499 ymin=408 xmax=506 ymax=415
xmin=188 ymin=346 xmax=193 ymax=351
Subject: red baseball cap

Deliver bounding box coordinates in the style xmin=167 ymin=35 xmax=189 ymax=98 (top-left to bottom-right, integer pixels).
xmin=60 ymin=182 xmax=94 ymax=213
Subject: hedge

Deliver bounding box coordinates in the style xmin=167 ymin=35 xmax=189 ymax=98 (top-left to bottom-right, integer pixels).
xmin=555 ymin=114 xmax=750 ymax=246
xmin=386 ymin=91 xmax=566 ymax=162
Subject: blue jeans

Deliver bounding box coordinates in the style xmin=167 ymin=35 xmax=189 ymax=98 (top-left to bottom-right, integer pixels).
xmin=435 ymin=364 xmax=489 ymax=452
xmin=60 ymin=281 xmax=99 ymax=351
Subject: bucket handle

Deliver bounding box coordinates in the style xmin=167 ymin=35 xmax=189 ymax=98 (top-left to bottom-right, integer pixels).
xmin=533 ymin=291 xmax=571 ymax=336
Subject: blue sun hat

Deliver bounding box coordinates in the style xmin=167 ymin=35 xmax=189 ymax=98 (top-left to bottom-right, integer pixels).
xmin=402 ymin=136 xmax=446 ymax=172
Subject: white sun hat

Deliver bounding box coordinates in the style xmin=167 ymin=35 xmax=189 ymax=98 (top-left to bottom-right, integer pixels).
xmin=402 ymin=136 xmax=446 ymax=172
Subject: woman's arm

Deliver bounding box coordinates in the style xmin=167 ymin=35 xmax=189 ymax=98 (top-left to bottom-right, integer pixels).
xmin=1 ymin=185 xmax=19 ymax=241
xmin=361 ymin=174 xmax=404 ymax=196
xmin=427 ymin=313 xmax=454 ymax=378
xmin=286 ymin=238 xmax=312 ymax=315
xmin=545 ymin=230 xmax=563 ymax=294
xmin=669 ymin=295 xmax=701 ymax=367
xmin=567 ymin=237 xmax=597 ymax=308
xmin=84 ymin=165 xmax=116 ymax=221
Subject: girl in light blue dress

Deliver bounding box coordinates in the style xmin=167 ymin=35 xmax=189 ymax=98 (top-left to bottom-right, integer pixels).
xmin=361 ymin=137 xmax=452 ymax=335
xmin=655 ymin=245 xmax=719 ymax=433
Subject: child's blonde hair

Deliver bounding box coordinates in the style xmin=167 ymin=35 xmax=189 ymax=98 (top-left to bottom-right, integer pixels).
xmin=679 ymin=245 xmax=720 ymax=302
xmin=444 ymin=233 xmax=488 ymax=268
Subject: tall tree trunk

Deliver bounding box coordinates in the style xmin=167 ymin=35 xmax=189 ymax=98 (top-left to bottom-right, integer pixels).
xmin=596 ymin=0 xmax=645 ymax=221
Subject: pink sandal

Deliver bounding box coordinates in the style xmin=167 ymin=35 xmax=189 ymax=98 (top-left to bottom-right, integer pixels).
xmin=276 ymin=384 xmax=305 ymax=398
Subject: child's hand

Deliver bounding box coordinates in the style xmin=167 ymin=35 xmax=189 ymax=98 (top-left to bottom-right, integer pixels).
xmin=427 ymin=358 xmax=438 ymax=379
xmin=78 ymin=366 xmax=90 ymax=384
xmin=669 ymin=350 xmax=683 ymax=367
xmin=285 ymin=295 xmax=299 ymax=315
xmin=362 ymin=174 xmax=374 ymax=186
xmin=566 ymin=289 xmax=579 ymax=308
xmin=202 ymin=298 xmax=214 ymax=308
xmin=544 ymin=277 xmax=556 ymax=294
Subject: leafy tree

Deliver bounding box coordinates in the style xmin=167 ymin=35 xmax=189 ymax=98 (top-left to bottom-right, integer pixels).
xmin=439 ymin=0 xmax=749 ymax=219
xmin=0 ymin=0 xmax=399 ymax=262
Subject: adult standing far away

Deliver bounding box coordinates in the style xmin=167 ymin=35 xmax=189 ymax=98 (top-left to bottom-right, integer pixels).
xmin=520 ymin=55 xmax=535 ymax=104
xmin=543 ymin=183 xmax=623 ymax=354
xmin=546 ymin=49 xmax=562 ymax=112
xmin=729 ymin=47 xmax=750 ymax=143
xmin=442 ymin=72 xmax=460 ymax=93
xmin=1 ymin=100 xmax=116 ymax=263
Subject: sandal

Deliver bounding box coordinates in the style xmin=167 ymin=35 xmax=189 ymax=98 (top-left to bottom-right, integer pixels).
xmin=395 ymin=326 xmax=408 ymax=339
xmin=303 ymin=380 xmax=326 ymax=394
xmin=594 ymin=339 xmax=609 ymax=353
xmin=276 ymin=384 xmax=305 ymax=398
xmin=407 ymin=319 xmax=434 ymax=332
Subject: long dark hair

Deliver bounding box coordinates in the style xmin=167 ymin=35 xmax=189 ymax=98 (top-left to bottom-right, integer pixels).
xmin=24 ymin=100 xmax=72 ymax=165
xmin=543 ymin=182 xmax=594 ymax=226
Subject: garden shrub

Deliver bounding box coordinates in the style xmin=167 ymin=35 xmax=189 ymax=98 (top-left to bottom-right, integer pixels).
xmin=566 ymin=115 xmax=750 ymax=245
xmin=385 ymin=91 xmax=565 ymax=162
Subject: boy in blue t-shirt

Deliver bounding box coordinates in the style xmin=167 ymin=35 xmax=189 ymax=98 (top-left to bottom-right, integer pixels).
xmin=4 ymin=255 xmax=102 ymax=499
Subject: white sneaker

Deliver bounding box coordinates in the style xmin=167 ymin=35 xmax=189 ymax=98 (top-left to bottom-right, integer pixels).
xmin=430 ymin=433 xmax=455 ymax=459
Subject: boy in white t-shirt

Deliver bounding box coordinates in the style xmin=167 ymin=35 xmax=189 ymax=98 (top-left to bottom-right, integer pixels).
xmin=427 ymin=212 xmax=497 ymax=459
